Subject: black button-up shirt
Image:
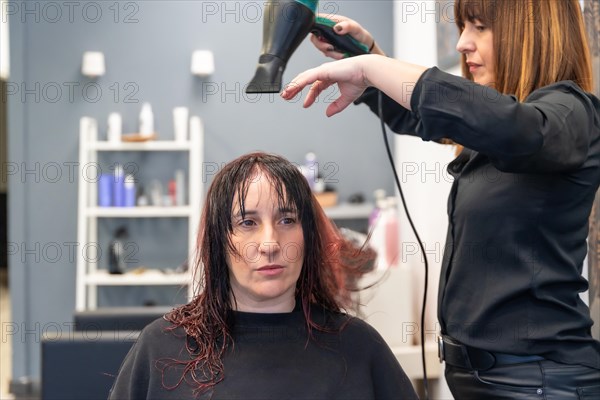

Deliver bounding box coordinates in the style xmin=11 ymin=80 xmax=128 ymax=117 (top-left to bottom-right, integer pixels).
xmin=357 ymin=67 xmax=600 ymax=369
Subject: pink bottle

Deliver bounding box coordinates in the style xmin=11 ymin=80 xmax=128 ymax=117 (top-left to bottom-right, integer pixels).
xmin=384 ymin=197 xmax=400 ymax=268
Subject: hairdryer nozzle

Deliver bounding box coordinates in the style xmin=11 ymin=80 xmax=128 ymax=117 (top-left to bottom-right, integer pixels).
xmin=246 ymin=55 xmax=286 ymax=94
xmin=245 ymin=0 xmax=316 ymax=94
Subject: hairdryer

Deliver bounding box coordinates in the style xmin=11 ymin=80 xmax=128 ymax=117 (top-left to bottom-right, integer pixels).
xmin=246 ymin=0 xmax=369 ymax=94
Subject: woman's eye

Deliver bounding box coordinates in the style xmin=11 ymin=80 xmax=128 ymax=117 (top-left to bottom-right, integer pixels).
xmin=472 ymin=19 xmax=487 ymax=31
xmin=280 ymin=217 xmax=297 ymax=225
xmin=239 ymin=219 xmax=256 ymax=227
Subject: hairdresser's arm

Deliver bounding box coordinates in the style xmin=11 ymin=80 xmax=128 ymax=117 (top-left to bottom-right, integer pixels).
xmin=410 ymin=67 xmax=595 ymax=172
xmin=283 ymin=59 xmax=595 ymax=172
xmin=308 ymin=16 xmax=422 ymax=135
xmin=281 ymin=54 xmax=425 ymax=117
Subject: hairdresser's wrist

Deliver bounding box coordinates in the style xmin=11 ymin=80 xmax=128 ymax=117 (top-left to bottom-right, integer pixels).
xmin=363 ymin=56 xmax=427 ymax=111
xmin=361 ymin=54 xmax=386 ymax=88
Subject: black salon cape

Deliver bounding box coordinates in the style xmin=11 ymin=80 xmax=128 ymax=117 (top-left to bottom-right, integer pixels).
xmin=357 ymin=67 xmax=600 ymax=369
xmin=108 ymin=305 xmax=419 ymax=399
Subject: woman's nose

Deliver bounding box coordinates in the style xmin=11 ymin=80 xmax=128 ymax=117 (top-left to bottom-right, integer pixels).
xmin=258 ymin=225 xmax=280 ymax=255
xmin=456 ymin=29 xmax=475 ymax=54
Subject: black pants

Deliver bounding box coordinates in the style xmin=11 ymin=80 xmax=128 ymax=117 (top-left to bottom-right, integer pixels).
xmin=445 ymin=360 xmax=600 ymax=399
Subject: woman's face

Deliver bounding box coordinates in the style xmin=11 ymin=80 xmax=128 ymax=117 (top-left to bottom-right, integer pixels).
xmin=226 ymin=171 xmax=304 ymax=313
xmin=456 ymin=19 xmax=496 ymax=86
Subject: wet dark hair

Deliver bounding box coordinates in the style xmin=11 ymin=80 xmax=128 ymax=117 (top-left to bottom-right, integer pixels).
xmin=162 ymin=152 xmax=370 ymax=394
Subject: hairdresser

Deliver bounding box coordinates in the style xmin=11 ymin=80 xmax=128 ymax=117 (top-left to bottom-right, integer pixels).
xmin=108 ymin=152 xmax=419 ymax=399
xmin=281 ymin=0 xmax=600 ymax=398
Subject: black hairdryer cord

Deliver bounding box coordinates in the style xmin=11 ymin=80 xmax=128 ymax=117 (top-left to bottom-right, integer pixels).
xmin=378 ymin=91 xmax=430 ymax=400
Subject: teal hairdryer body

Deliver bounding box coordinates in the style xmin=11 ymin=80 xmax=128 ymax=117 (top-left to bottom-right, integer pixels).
xmin=246 ymin=0 xmax=368 ymax=94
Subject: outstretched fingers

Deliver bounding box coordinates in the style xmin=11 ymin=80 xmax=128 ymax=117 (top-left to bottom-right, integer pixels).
xmin=281 ymin=64 xmax=340 ymax=110
xmin=281 ymin=67 xmax=325 ymax=102
xmin=281 ymin=75 xmax=353 ymax=117
xmin=325 ymin=92 xmax=357 ymax=117
xmin=281 ymin=57 xmax=370 ymax=116
xmin=305 ymin=80 xmax=332 ymax=108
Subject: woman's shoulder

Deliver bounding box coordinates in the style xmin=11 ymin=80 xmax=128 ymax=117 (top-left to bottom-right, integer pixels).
xmin=342 ymin=314 xmax=388 ymax=342
xmin=313 ymin=306 xmax=388 ymax=343
xmin=528 ymin=81 xmax=600 ymax=129
xmin=141 ymin=315 xmax=176 ymax=333
xmin=528 ymin=80 xmax=600 ymax=105
xmin=136 ymin=316 xmax=187 ymax=349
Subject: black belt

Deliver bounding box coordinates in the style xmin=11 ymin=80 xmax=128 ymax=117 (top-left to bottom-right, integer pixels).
xmin=438 ymin=335 xmax=545 ymax=371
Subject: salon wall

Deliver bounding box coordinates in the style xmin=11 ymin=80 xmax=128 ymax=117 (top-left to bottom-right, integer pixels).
xmin=392 ymin=1 xmax=456 ymax=398
xmin=7 ymin=0 xmax=394 ymax=386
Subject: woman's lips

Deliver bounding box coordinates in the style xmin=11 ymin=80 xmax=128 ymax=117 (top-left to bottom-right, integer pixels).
xmin=257 ymin=265 xmax=284 ymax=276
xmin=467 ymin=62 xmax=481 ymax=73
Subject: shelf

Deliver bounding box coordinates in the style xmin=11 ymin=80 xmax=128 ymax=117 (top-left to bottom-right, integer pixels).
xmin=86 ymin=206 xmax=192 ymax=218
xmin=77 ymin=117 xmax=203 ymax=311
xmin=89 ymin=140 xmax=191 ymax=151
xmin=323 ymin=203 xmax=374 ymax=220
xmin=84 ymin=270 xmax=190 ymax=286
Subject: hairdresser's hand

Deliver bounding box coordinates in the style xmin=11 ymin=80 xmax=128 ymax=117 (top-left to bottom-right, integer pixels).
xmin=281 ymin=55 xmax=374 ymax=117
xmin=282 ymin=56 xmax=427 ymax=116
xmin=310 ymin=14 xmax=386 ymax=59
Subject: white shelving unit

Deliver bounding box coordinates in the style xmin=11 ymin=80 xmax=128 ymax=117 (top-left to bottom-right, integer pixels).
xmin=76 ymin=117 xmax=203 ymax=311
xmin=323 ymin=202 xmax=373 ymax=220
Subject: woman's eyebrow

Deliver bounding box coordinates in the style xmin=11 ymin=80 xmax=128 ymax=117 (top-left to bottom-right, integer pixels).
xmin=232 ymin=207 xmax=298 ymax=217
xmin=279 ymin=207 xmax=297 ymax=214
xmin=233 ymin=209 xmax=256 ymax=218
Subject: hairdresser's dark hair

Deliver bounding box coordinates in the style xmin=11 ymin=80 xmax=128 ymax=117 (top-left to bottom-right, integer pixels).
xmin=455 ymin=0 xmax=593 ymax=100
xmin=162 ymin=151 xmax=369 ymax=394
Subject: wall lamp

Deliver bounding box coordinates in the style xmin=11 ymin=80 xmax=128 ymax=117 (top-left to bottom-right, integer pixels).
xmin=82 ymin=51 xmax=105 ymax=78
xmin=191 ymin=50 xmax=214 ymax=76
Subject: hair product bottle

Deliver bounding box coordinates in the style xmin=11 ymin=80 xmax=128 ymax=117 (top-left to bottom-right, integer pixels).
xmin=384 ymin=197 xmax=400 ymax=268
xmin=139 ymin=103 xmax=154 ymax=137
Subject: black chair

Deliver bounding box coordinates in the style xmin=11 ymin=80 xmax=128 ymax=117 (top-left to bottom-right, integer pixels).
xmin=74 ymin=306 xmax=172 ymax=331
xmin=41 ymin=331 xmax=138 ymax=400
xmin=41 ymin=307 xmax=169 ymax=399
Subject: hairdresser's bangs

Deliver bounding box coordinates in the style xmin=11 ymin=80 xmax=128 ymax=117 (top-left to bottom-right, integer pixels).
xmin=455 ymin=0 xmax=494 ymax=28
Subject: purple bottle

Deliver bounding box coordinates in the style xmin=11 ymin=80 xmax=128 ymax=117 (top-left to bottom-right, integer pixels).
xmin=98 ymin=174 xmax=112 ymax=207
xmin=113 ymin=165 xmax=125 ymax=207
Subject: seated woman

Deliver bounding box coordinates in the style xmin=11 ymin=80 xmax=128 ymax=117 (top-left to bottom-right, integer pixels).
xmin=108 ymin=151 xmax=418 ymax=399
